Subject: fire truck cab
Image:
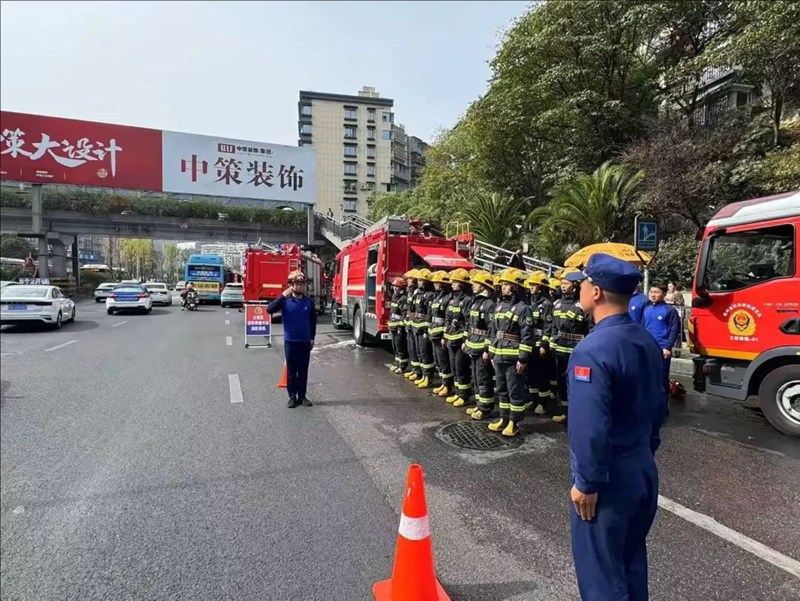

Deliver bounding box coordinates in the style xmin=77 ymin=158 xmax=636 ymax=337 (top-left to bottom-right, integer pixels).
xmin=331 ymin=216 xmax=474 ymax=345
xmin=243 ymin=243 xmax=327 ymax=313
xmin=690 ymin=190 xmax=800 ymax=437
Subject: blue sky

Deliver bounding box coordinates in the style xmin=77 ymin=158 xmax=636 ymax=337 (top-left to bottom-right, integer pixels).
xmin=0 ymin=0 xmax=530 ymax=145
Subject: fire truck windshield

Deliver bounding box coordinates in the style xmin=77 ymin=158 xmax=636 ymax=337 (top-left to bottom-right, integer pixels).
xmin=703 ymin=224 xmax=794 ymax=292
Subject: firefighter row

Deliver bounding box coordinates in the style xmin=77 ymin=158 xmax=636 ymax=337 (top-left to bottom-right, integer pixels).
xmin=387 ymin=266 xmax=594 ymax=436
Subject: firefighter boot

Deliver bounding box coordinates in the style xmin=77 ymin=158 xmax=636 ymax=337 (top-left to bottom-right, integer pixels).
xmin=446 ymin=394 xmax=459 ymax=404
xmin=502 ymin=421 xmax=519 ymax=437
xmin=416 ymin=375 xmax=431 ymax=388
xmin=465 ymin=407 xmax=477 ymax=415
xmin=432 ymin=384 xmax=444 ymax=395
xmin=452 ymin=397 xmax=466 ymax=407
xmin=470 ymin=409 xmax=486 ymax=420
xmin=488 ymin=418 xmax=507 ymax=432
xmin=404 ymin=371 xmax=414 ymax=379
xmin=408 ymin=373 xmax=419 ymax=382
xmin=535 ymin=404 xmax=546 ymax=415
xmin=438 ymin=384 xmax=451 ymax=397
xmin=552 ymin=414 xmax=567 ymax=424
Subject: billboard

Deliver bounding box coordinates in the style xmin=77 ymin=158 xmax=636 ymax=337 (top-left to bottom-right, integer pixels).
xmin=0 ymin=111 xmax=315 ymax=205
xmin=162 ymin=131 xmax=314 ymax=204
xmin=0 ymin=111 xmax=162 ymax=190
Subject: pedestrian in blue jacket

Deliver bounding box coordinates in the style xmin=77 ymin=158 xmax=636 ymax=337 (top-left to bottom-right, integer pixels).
xmin=627 ymin=283 xmax=649 ymax=324
xmin=268 ymin=270 xmax=317 ymax=408
xmin=642 ymin=284 xmax=682 ymax=396
xmin=564 ymin=254 xmax=667 ymax=601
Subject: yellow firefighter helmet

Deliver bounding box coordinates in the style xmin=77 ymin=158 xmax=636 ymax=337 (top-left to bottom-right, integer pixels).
xmin=549 ymin=277 xmax=562 ymax=289
xmin=431 ymin=270 xmax=451 ymax=284
xmin=448 ymin=268 xmax=471 ymax=284
xmin=288 ymin=270 xmax=306 ymax=283
xmin=416 ymin=268 xmax=433 ymax=282
xmin=497 ymin=267 xmax=527 ymax=287
xmin=471 ymin=270 xmax=495 ymax=289
xmin=525 ymin=271 xmax=548 ymax=288
xmin=404 ymin=268 xmax=419 ymax=279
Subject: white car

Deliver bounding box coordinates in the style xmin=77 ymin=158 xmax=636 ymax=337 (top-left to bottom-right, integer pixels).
xmin=220 ymin=283 xmax=244 ymax=307
xmin=144 ymin=281 xmax=172 ymax=306
xmin=94 ymin=282 xmax=117 ymax=302
xmin=106 ymin=283 xmax=153 ymax=315
xmin=175 ymin=281 xmax=186 ymax=293
xmin=0 ymin=285 xmax=76 ymax=328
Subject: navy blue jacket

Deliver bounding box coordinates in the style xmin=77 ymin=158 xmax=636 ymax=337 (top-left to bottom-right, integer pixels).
xmin=642 ymin=301 xmax=681 ymax=350
xmin=627 ymin=292 xmax=649 ymax=324
xmin=267 ymin=294 xmax=317 ymax=342
xmin=567 ymin=313 xmax=667 ymax=494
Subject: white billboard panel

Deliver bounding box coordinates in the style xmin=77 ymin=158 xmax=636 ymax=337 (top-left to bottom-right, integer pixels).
xmin=162 ymin=131 xmax=315 ymax=204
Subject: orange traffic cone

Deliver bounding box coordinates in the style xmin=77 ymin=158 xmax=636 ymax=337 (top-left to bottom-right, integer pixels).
xmin=373 ymin=464 xmax=450 ymax=601
xmin=277 ymin=363 xmax=288 ymax=389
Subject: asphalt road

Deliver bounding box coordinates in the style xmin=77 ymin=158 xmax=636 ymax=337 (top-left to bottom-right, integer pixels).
xmin=1 ymin=298 xmax=798 ymax=600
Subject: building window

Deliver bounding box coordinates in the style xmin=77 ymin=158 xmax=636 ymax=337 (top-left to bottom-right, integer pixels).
xmin=344 ymin=126 xmax=357 ymax=139
xmin=344 ymin=144 xmax=357 ymax=158
xmin=367 ymin=127 xmax=376 ymax=141
xmin=365 ymin=182 xmax=375 ymax=191
xmin=344 ymin=163 xmax=357 ymax=176
xmin=343 ymin=198 xmax=358 ymax=213
xmin=367 ymin=108 xmax=376 ymax=123
xmin=367 ymin=164 xmax=376 ymax=177
xmin=382 ymin=112 xmax=393 ymax=123
xmin=300 ymin=124 xmax=312 ymax=134
xmin=344 ymin=180 xmax=358 ymax=194
xmin=382 ymin=130 xmax=392 ymax=140
xmin=301 ymin=105 xmax=312 ymax=116
xmin=344 ymin=107 xmax=358 ymax=120
xmin=366 ymin=146 xmax=376 ymax=159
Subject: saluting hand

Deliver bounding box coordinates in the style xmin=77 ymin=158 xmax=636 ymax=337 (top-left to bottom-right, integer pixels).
xmin=282 ymin=287 xmax=292 ymax=297
xmin=571 ymin=485 xmax=598 ymax=521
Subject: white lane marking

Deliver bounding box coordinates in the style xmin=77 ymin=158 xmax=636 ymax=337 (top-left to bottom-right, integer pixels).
xmin=111 ymin=321 xmax=128 ymax=328
xmin=228 ymin=374 xmax=244 ymax=404
xmin=658 ymin=495 xmax=800 ymax=578
xmin=226 ymin=311 xmax=230 ymax=315
xmin=225 ymin=319 xmax=231 ymax=325
xmin=44 ymin=340 xmax=78 ymax=352
xmin=226 ymin=336 xmax=233 ymax=346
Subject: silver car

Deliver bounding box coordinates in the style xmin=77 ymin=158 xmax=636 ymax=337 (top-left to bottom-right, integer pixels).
xmin=144 ymin=282 xmax=172 ymax=306
xmin=0 ymin=285 xmax=76 ymax=328
xmin=94 ymin=282 xmax=117 ymax=302
xmin=221 ymin=283 xmax=244 ymax=308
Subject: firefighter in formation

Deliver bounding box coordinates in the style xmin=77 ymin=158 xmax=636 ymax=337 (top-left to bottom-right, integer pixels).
xmin=391 ymin=266 xmax=581 ymax=431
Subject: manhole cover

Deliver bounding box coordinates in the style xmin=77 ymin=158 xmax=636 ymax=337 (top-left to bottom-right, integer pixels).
xmin=437 ymin=420 xmax=524 ymax=451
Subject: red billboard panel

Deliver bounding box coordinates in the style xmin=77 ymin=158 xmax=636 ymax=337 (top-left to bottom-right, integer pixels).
xmin=0 ymin=111 xmax=162 ymax=191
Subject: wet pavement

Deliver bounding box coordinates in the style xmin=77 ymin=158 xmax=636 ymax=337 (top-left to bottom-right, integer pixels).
xmin=2 ymin=308 xmax=798 ymax=600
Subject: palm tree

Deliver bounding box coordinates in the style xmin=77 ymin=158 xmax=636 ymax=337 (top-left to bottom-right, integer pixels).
xmin=462 ymin=192 xmax=530 ymax=248
xmin=530 ymin=162 xmax=644 ymax=248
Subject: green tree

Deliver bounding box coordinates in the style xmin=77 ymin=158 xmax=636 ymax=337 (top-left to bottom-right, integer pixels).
xmin=120 ymin=239 xmax=153 ymax=280
xmin=647 ymin=231 xmax=701 ymax=289
xmin=531 ymin=162 xmax=644 ymax=248
xmin=461 ymin=192 xmax=530 ymax=248
xmin=703 ymin=0 xmax=800 ymax=145
xmin=0 ymin=235 xmax=34 ymax=259
xmin=164 ymin=243 xmax=179 ymax=284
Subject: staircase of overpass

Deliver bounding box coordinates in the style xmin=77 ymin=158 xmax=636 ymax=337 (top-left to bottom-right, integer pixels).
xmin=314 ymin=212 xmax=561 ymax=275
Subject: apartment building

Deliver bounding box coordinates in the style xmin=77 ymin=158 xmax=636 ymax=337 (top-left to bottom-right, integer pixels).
xmin=298 ymin=86 xmax=394 ymax=218
xmin=407 ymin=135 xmax=428 ymax=189
xmin=391 ymin=123 xmax=410 ymax=192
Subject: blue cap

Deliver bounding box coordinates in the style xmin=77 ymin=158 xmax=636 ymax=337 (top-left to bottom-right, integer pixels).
xmin=564 ymin=253 xmax=642 ymax=295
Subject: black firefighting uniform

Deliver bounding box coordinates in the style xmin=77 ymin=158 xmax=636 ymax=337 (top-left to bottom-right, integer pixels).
xmin=405 ymin=286 xmax=422 ymax=377
xmin=443 ymin=288 xmax=472 ymax=400
xmin=551 ymin=293 xmax=593 ymax=410
xmin=389 ymin=289 xmax=409 ymax=372
xmin=465 ymin=292 xmax=495 ymax=412
xmin=413 ymin=285 xmax=436 ymax=380
xmin=527 ymin=290 xmax=555 ymax=410
xmin=429 ymin=288 xmax=452 ymax=389
xmin=489 ymin=292 xmax=534 ymax=424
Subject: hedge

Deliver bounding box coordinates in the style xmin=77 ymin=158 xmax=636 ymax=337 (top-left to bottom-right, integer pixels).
xmin=0 ymin=189 xmax=306 ymax=228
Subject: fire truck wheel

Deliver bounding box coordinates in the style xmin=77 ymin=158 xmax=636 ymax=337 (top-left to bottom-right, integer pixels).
xmin=353 ymin=307 xmax=365 ymax=346
xmin=331 ymin=302 xmax=346 ymax=330
xmin=758 ymin=365 xmax=800 ymax=438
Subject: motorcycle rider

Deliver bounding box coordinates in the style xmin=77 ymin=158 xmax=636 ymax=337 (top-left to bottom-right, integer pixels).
xmin=181 ymin=282 xmax=196 ymax=310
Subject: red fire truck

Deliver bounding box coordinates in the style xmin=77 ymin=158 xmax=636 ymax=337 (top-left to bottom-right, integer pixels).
xmin=690 ymin=189 xmax=800 ymax=437
xmin=331 ymin=216 xmax=474 ymax=345
xmin=243 ymin=243 xmax=327 ymax=313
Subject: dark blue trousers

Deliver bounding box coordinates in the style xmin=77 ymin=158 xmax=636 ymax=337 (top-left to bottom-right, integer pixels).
xmin=571 ymin=460 xmax=659 ymax=601
xmin=284 ymin=341 xmax=311 ymax=400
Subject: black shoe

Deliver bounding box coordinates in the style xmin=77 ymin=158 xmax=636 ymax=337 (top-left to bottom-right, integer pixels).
xmin=287 ymin=396 xmax=300 ymax=408
xmin=301 ymin=397 xmax=313 ymax=407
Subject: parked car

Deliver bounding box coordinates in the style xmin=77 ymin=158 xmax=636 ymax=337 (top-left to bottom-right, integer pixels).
xmin=221 ymin=283 xmax=244 ymax=308
xmin=144 ymin=282 xmax=172 ymax=306
xmin=94 ymin=282 xmax=117 ymax=302
xmin=106 ymin=284 xmax=153 ymax=315
xmin=0 ymin=285 xmax=76 ymax=328
xmin=175 ymin=281 xmax=186 ymax=294
xmin=1 ymin=281 xmax=19 ymax=291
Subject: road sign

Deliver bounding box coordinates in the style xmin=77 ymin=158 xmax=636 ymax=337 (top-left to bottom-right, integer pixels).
xmin=634 ymin=216 xmax=659 ymax=252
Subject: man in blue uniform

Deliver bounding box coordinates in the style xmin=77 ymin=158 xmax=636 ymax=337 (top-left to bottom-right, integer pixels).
xmin=564 ymin=253 xmax=667 ymax=601
xmin=627 ymin=282 xmax=648 ymax=323
xmin=268 ymin=270 xmax=317 ymax=408
xmin=642 ymin=284 xmax=682 ymax=397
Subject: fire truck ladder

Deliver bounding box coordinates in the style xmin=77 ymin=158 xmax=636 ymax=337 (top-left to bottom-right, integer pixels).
xmin=315 ymin=212 xmax=373 ymax=250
